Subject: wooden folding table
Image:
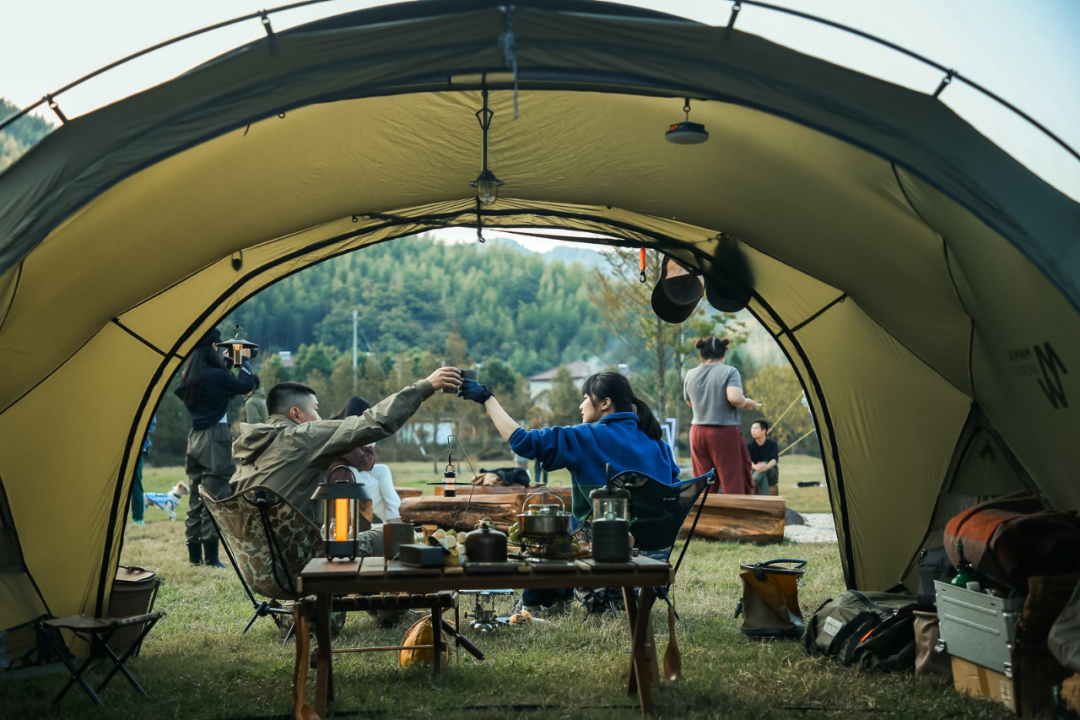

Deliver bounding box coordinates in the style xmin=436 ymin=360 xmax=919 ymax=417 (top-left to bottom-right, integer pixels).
xmin=293 ymin=555 xmax=673 ymax=718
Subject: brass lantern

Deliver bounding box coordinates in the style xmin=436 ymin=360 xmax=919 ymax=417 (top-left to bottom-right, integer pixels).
xmin=312 ymin=483 xmax=372 ymax=561
xmin=215 ymin=324 xmax=259 ymax=366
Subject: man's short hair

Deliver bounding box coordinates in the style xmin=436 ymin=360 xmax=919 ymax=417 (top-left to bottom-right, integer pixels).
xmin=753 ymin=419 xmax=770 ymax=432
xmin=267 ymin=382 xmax=316 ymax=417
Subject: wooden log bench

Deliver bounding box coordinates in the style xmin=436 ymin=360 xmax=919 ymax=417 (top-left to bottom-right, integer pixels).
xmin=403 ymin=487 xmax=784 ymax=543
xmin=680 ymin=494 xmax=786 ymax=544
xmin=400 ymin=486 xmax=573 ymax=531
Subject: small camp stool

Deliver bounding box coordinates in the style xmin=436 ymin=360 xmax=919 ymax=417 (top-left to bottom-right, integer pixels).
xmin=37 ymin=610 xmax=166 ymax=706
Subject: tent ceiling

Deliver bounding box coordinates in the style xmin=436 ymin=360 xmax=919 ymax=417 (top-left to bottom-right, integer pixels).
xmin=0 ymin=0 xmax=1076 ymax=632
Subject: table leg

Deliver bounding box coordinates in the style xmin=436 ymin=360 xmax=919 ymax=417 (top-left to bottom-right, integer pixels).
xmin=293 ymin=603 xmax=313 ymax=720
xmin=624 ymin=587 xmax=656 ymax=715
xmin=432 ymin=604 xmax=443 ymax=676
xmin=314 ymin=593 xmax=333 ymax=717
xmin=623 ymin=587 xmax=640 ymax=696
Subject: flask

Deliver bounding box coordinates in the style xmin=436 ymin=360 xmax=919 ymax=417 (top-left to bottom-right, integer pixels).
xmin=951 ymin=540 xmax=976 ymax=588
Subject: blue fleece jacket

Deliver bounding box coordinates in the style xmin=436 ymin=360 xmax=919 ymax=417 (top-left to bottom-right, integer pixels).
xmin=509 ymin=412 xmax=680 ymax=521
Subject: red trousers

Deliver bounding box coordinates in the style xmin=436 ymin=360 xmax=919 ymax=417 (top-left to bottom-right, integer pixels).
xmin=690 ymin=424 xmax=754 ymax=495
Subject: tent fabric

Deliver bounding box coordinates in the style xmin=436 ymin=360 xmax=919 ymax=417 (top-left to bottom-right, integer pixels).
xmin=0 ymin=0 xmax=1078 ymax=641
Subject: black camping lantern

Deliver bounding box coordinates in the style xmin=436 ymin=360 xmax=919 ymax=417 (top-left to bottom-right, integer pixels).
xmin=666 ymin=97 xmax=709 ymax=145
xmin=215 ymin=324 xmax=259 ymax=367
xmin=590 ymin=485 xmax=632 ymax=563
xmin=312 ymin=483 xmax=371 ymax=561
xmin=468 ymin=76 xmax=504 ymax=205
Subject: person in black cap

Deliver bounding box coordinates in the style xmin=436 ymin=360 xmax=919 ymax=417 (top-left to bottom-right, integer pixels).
xmin=174 ymin=327 xmax=259 ymax=566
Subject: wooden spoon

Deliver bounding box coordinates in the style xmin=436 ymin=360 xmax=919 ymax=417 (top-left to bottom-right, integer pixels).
xmin=663 ymin=601 xmax=682 ymax=681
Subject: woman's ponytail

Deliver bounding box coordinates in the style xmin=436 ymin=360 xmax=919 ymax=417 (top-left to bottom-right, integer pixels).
xmin=630 ymin=394 xmax=664 ymax=442
xmin=582 ymin=372 xmax=665 ymax=441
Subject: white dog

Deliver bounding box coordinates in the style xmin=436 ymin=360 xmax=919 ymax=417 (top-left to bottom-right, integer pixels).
xmin=144 ymin=481 xmax=190 ymax=521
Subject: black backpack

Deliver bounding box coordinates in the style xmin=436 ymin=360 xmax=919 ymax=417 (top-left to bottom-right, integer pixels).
xmin=803 ymin=590 xmax=919 ymax=672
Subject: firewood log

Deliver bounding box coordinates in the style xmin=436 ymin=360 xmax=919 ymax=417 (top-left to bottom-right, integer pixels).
xmin=680 ymin=495 xmax=786 ymax=544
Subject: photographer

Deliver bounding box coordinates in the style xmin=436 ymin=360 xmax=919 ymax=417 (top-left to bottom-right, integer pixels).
xmin=174 ymin=328 xmax=259 ymax=567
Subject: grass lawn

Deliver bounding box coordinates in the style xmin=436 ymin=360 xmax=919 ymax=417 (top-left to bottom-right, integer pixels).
xmin=5 ymin=461 xmax=1011 ymax=720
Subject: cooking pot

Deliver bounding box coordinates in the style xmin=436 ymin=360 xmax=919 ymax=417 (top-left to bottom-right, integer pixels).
xmin=463 ymin=518 xmax=507 ymax=563
xmin=518 ymin=492 xmax=572 ymax=538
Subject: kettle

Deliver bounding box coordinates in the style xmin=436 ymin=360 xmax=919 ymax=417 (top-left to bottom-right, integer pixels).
xmin=463 ymin=518 xmax=508 ymax=563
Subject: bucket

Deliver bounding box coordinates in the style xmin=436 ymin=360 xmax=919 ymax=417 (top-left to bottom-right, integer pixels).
xmin=106 ymin=566 xmax=161 ymax=657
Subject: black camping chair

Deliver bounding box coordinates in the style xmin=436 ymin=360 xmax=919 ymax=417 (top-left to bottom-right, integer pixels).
xmin=37 ymin=611 xmax=166 ymax=706
xmin=577 ymin=468 xmax=715 ymax=618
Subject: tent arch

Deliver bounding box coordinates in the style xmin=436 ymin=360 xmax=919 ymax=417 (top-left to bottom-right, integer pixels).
xmin=0 ymin=0 xmax=1077 ymax=642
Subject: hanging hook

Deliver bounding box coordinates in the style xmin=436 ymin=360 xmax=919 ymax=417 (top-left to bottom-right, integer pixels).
xmin=44 ymin=95 xmax=67 ymax=124
xmin=475 ymin=196 xmax=486 ymax=243
xmin=684 ymin=98 xmax=691 ymax=121
xmin=933 ymin=69 xmax=956 ymax=99
xmin=639 ymin=247 xmax=647 ymax=283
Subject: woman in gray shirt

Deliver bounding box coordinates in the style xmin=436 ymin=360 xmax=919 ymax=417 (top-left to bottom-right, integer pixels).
xmin=683 ymin=337 xmax=760 ymax=494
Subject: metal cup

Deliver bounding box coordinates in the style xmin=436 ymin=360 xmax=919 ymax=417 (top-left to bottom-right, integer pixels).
xmin=383 ymin=522 xmax=415 ymax=561
xmin=443 ymin=367 xmax=478 ymax=393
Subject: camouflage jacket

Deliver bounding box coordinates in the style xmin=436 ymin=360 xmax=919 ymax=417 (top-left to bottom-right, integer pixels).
xmin=230 ymin=380 xmax=433 ymax=523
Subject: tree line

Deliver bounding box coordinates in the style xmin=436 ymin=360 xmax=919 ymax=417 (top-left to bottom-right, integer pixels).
xmin=0 ymin=98 xmax=53 ymax=172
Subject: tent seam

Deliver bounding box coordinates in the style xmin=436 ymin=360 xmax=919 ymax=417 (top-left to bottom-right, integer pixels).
xmin=786 ymin=294 xmax=846 ymax=334
xmin=111 ymin=319 xmax=168 ymax=357
xmin=0 ymin=262 xmax=23 ymax=334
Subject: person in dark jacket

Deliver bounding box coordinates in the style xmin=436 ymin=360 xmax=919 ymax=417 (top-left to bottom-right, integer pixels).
xmin=175 ymin=328 xmax=259 ymax=566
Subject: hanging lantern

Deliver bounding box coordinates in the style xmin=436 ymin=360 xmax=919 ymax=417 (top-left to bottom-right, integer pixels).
xmin=312 ymin=483 xmax=371 ymax=561
xmin=666 ymin=97 xmax=709 ymax=145
xmin=468 ymin=74 xmax=504 ymax=244
xmin=215 ymin=324 xmax=259 ymax=366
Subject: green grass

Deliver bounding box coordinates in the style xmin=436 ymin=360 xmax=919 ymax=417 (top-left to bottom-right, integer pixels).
xmin=4 ymin=467 xmax=1012 ymax=720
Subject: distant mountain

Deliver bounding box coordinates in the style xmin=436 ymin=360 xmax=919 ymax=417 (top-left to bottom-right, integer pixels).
xmin=485 ymin=234 xmax=608 ymax=271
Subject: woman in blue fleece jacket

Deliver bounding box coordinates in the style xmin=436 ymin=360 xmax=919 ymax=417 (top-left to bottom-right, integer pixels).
xmin=460 ymin=371 xmax=679 ymax=524
xmin=461 ymin=371 xmax=678 ymax=611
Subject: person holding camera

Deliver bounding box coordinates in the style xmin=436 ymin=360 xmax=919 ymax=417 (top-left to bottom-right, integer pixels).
xmin=174 ymin=328 xmax=260 ymax=567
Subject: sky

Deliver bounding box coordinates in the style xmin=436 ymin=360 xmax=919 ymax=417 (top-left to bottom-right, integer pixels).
xmin=3 ymin=0 xmax=1079 ymax=223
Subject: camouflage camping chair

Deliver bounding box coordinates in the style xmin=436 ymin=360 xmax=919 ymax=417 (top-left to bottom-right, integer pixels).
xmin=200 ymin=486 xmax=332 ymax=635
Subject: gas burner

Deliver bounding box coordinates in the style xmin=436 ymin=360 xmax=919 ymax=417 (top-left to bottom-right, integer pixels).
xmin=460 ymin=589 xmax=515 ymax=634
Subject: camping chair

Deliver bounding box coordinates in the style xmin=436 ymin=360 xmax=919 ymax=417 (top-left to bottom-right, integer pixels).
xmin=576 ymin=469 xmax=715 ymax=618
xmin=200 ymin=486 xmax=320 ymax=636
xmin=200 ymin=486 xmax=457 ymax=647
xmin=36 ymin=611 xmax=167 ymax=706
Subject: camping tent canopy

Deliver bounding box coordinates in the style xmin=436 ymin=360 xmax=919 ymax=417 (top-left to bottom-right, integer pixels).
xmin=1 ymin=0 xmax=1078 ymax=647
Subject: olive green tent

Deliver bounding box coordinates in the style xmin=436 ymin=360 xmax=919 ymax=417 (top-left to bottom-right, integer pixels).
xmin=1 ymin=0 xmax=1077 ymax=654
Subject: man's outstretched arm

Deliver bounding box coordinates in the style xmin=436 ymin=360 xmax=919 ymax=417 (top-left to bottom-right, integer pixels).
xmin=310 ymin=367 xmax=461 ymax=463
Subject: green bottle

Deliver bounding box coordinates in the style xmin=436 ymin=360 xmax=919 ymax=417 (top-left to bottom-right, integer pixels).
xmin=951 ymin=540 xmax=976 ymax=588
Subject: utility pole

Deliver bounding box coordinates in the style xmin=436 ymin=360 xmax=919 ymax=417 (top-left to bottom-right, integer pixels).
xmin=352 ymin=309 xmax=359 ymax=394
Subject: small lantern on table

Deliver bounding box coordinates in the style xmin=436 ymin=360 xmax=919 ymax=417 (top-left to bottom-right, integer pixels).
xmin=312 ymin=483 xmax=372 ymax=561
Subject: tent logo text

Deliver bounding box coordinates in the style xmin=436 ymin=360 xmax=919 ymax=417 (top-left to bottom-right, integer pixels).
xmin=1010 ymin=342 xmax=1069 ymax=409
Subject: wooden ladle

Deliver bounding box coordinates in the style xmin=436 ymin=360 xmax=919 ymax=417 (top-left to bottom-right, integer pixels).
xmin=663 ymin=601 xmax=682 ymax=681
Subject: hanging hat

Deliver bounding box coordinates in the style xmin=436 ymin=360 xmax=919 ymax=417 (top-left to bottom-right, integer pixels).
xmin=651 ymin=256 xmax=704 ymax=324
xmin=193 ymin=327 xmax=222 ymax=350
xmin=703 ymin=235 xmax=753 ymax=312
xmin=704 ymin=274 xmax=749 ymax=312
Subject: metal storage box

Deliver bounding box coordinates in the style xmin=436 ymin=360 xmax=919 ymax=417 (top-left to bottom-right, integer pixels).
xmin=935 ymin=580 xmax=1024 ymax=677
